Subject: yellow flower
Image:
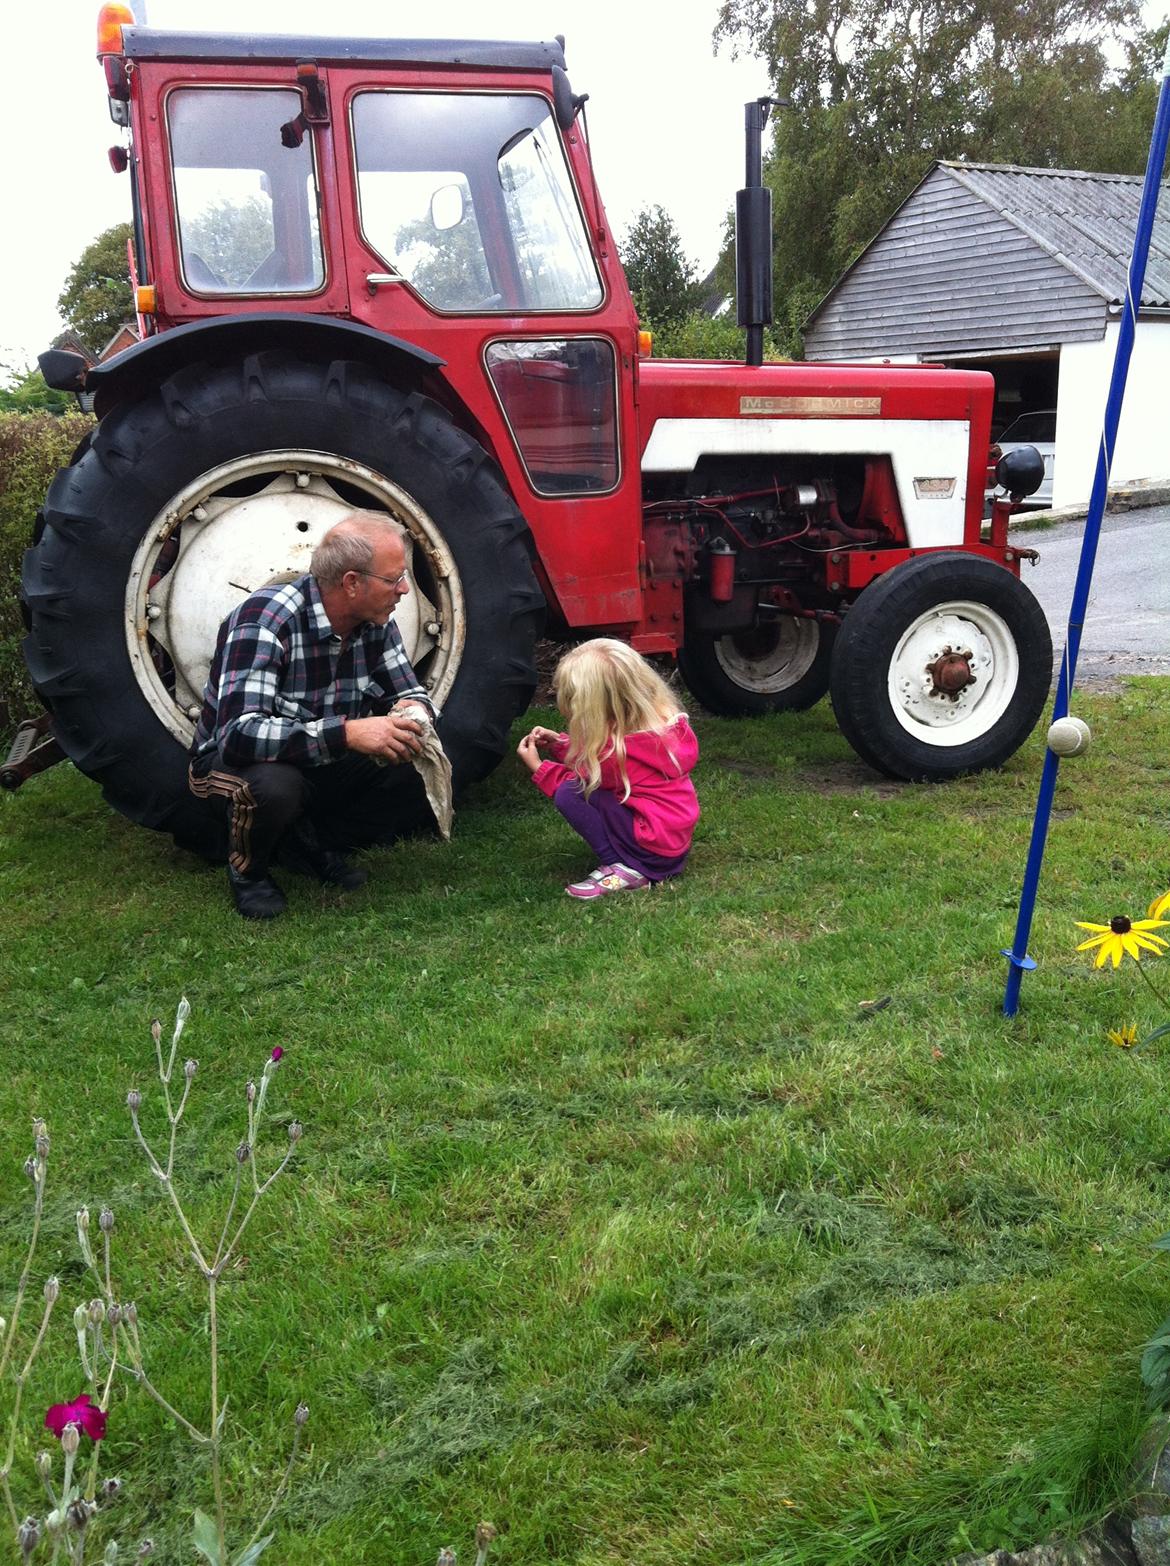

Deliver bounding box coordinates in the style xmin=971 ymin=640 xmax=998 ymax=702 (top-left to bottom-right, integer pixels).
xmin=1150 ymin=891 xmax=1170 ymax=921
xmin=1075 ymin=913 xmax=1170 ymax=968
xmin=1107 ymin=1023 xmax=1139 ymax=1049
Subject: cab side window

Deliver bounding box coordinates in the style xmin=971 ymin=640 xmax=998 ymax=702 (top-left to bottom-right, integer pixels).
xmin=168 ymin=88 xmax=324 ymax=295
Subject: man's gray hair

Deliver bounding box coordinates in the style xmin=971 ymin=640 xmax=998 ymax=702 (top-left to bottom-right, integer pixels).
xmin=311 ymin=512 xmax=408 ymax=589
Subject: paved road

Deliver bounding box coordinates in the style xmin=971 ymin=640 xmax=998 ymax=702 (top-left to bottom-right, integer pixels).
xmin=1013 ymin=503 xmax=1170 ymax=682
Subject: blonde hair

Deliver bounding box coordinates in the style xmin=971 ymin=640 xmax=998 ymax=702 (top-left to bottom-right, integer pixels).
xmin=553 ymin=638 xmax=683 ymax=800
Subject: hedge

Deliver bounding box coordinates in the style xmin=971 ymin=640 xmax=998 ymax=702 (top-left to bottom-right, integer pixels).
xmin=0 ymin=412 xmax=94 ymax=738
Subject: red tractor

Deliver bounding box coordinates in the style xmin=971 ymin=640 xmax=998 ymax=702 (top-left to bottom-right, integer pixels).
xmin=16 ymin=6 xmax=1051 ymax=849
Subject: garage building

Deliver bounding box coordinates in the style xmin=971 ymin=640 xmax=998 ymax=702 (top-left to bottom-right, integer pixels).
xmin=801 ymin=162 xmax=1170 ymax=508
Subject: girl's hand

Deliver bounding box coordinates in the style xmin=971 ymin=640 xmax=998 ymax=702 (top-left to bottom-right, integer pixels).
xmin=528 ymin=725 xmax=559 ymax=747
xmin=517 ymin=732 xmax=543 ymax=774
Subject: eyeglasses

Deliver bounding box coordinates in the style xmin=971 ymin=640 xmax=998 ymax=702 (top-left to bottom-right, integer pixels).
xmin=359 ymin=568 xmax=409 ymax=589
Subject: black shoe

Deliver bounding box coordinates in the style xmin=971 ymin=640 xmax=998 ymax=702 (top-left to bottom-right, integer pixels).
xmin=228 ymin=865 xmax=288 ymax=920
xmin=281 ymin=827 xmax=368 ymax=891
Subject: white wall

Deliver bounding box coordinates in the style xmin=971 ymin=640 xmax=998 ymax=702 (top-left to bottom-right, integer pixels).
xmin=1054 ymin=319 xmax=1170 ymax=507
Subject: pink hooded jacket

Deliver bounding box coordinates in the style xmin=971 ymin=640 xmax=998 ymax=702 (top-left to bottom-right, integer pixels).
xmin=530 ymin=715 xmax=700 ymax=857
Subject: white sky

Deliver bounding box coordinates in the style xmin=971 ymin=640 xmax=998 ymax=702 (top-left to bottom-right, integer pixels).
xmin=5 ymin=1 xmax=1167 ymax=371
xmin=0 ymin=0 xmax=768 ymax=368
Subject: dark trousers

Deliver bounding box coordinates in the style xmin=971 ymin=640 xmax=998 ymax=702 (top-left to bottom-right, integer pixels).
xmin=552 ymin=781 xmax=688 ymax=881
xmin=189 ymin=751 xmax=429 ymax=873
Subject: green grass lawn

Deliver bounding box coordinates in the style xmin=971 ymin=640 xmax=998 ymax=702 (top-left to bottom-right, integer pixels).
xmin=2 ymin=683 xmax=1169 ymax=1565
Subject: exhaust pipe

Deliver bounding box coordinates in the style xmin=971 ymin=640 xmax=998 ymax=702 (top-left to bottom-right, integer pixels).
xmin=736 ymin=96 xmax=786 ymax=367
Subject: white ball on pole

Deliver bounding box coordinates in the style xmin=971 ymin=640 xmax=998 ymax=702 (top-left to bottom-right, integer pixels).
xmin=1046 ymin=716 xmax=1092 ymax=757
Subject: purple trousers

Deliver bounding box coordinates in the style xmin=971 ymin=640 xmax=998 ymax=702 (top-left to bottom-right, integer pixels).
xmin=552 ymin=782 xmax=688 ymax=881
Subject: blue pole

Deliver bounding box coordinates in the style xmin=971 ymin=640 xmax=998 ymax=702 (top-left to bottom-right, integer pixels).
xmin=1002 ymin=38 xmax=1170 ymax=1016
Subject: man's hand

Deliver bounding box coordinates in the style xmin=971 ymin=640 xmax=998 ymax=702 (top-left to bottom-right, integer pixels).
xmin=346 ymin=713 xmax=424 ymax=761
xmin=517 ymin=732 xmax=545 ymax=774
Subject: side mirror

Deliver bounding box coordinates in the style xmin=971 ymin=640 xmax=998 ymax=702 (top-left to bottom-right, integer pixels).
xmin=551 ymin=64 xmax=578 ymax=130
xmin=38 ymin=350 xmax=90 ymax=392
xmin=430 ymin=183 xmax=466 ymax=232
xmin=996 ymin=445 xmax=1045 ymax=498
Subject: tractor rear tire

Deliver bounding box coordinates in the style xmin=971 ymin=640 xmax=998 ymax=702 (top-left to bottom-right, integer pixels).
xmin=678 ymin=617 xmax=835 ymax=716
xmin=829 ymin=553 xmax=1052 ymax=781
xmin=21 ymin=353 xmax=544 ymax=855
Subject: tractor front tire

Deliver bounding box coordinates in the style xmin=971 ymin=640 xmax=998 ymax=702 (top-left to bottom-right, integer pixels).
xmin=828 ymin=553 xmax=1052 ymax=781
xmin=21 ymin=353 xmax=544 ymax=854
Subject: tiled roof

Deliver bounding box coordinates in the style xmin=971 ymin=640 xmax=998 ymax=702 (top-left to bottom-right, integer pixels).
xmin=941 ymin=162 xmax=1170 ymax=308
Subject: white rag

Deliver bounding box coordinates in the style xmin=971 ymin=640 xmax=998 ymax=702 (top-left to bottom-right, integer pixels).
xmin=396 ymin=702 xmax=454 ymax=841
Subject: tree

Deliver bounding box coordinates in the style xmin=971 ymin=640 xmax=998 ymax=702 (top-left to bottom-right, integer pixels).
xmin=619 ymin=206 xmax=700 ymax=326
xmin=393 ymin=197 xmax=495 ymax=310
xmin=183 ymin=195 xmax=276 ymax=288
xmin=0 ymin=365 xmax=75 ymax=416
xmin=56 ymin=224 xmax=134 ymax=356
xmin=711 ymin=0 xmax=1165 ymax=352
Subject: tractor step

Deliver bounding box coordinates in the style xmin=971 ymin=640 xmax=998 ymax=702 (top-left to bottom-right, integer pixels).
xmin=0 ymin=714 xmax=65 ymax=791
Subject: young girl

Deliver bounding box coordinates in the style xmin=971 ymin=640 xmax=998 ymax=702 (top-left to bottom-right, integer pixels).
xmin=517 ymin=639 xmax=699 ymax=900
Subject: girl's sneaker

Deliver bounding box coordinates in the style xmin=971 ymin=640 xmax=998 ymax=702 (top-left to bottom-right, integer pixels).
xmin=565 ymin=863 xmax=651 ymax=899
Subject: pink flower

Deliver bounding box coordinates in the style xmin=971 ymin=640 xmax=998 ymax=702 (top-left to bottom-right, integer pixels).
xmin=270 ymin=1047 xmax=283 ymax=1063
xmin=44 ymin=1394 xmax=107 ymax=1442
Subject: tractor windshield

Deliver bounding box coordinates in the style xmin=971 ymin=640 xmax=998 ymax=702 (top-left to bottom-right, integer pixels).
xmin=352 ymin=91 xmax=603 ymax=313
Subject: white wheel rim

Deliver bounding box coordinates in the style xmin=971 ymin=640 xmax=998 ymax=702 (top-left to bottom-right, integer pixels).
xmin=124 ymin=451 xmax=465 ymax=745
xmin=887 ymin=598 xmax=1018 ymax=746
xmin=713 ymin=617 xmax=820 ymax=693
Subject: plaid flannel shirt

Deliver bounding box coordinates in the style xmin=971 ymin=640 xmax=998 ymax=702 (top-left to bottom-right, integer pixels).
xmin=191 ymin=574 xmax=435 ymax=772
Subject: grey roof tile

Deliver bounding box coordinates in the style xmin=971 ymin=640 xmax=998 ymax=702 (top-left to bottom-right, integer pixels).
xmin=940 ymin=162 xmax=1170 ymax=308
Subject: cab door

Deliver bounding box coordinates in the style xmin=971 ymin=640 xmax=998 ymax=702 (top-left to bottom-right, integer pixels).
xmin=331 ymin=72 xmax=646 ymax=629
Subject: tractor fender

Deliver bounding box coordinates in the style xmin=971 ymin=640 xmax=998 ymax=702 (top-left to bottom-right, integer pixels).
xmin=86 ymin=314 xmax=445 ymax=414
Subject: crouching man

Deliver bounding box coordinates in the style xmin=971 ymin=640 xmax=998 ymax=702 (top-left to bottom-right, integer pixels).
xmin=189 ymin=510 xmax=435 ymax=920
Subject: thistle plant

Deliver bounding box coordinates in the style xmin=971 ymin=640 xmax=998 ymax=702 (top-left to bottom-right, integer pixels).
xmin=2 ymin=1001 xmax=305 ymax=1565
xmin=28 ymin=1406 xmax=124 ymax=1565
xmin=0 ymin=1125 xmax=131 ymax=1564
xmin=106 ymin=999 xmax=306 ymax=1566
xmin=0 ymin=1119 xmax=57 ymax=1534
xmin=0 ymin=1114 xmax=54 ymax=1528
